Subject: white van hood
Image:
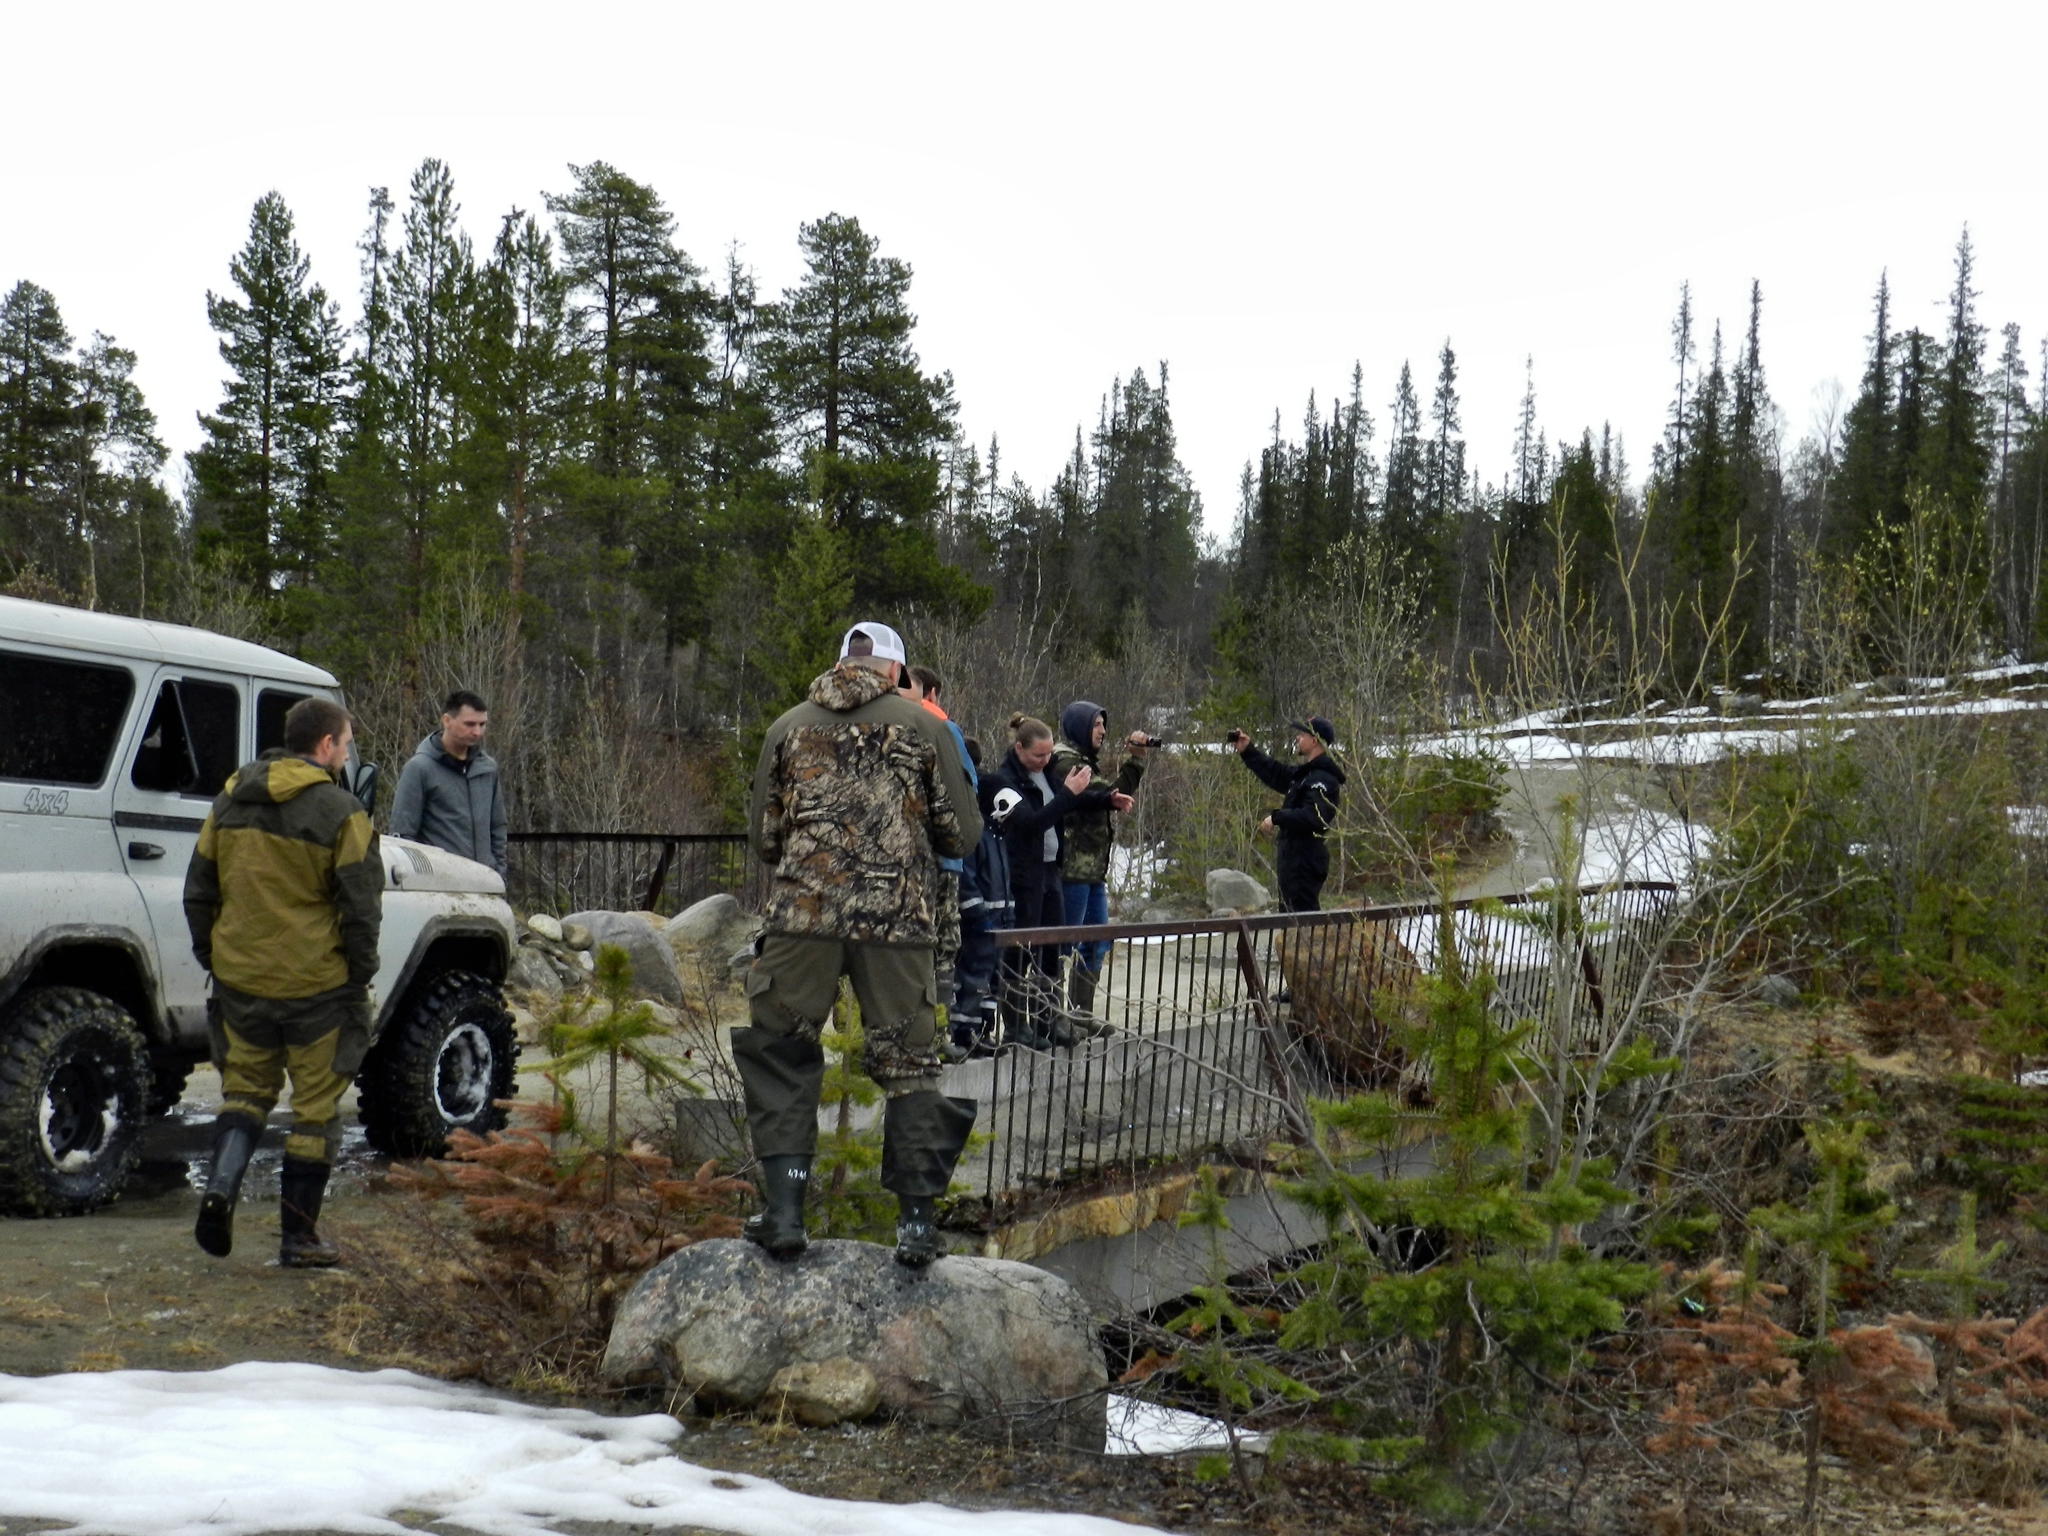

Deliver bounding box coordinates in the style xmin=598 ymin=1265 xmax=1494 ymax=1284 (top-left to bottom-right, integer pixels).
xmin=383 ymin=837 xmax=506 ymax=896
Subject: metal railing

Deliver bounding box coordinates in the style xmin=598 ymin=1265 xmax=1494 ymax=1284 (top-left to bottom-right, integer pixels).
xmin=954 ymin=882 xmax=1677 ymax=1213
xmin=504 ymin=831 xmax=764 ymax=917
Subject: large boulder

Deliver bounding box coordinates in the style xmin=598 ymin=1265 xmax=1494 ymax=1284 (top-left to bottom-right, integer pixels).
xmin=563 ymin=909 xmax=685 ymax=1005
xmin=602 ymin=1238 xmax=1107 ymax=1448
xmin=1277 ymin=919 xmax=1424 ymax=1082
xmin=506 ymin=945 xmax=565 ymax=1003
xmin=663 ymin=893 xmax=763 ymax=964
xmin=1206 ymin=868 xmax=1273 ymax=915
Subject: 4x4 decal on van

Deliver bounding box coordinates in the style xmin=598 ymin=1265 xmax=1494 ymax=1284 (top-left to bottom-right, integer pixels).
xmin=21 ymin=788 xmax=68 ymax=815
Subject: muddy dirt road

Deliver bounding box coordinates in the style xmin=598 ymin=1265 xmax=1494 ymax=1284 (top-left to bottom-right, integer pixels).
xmin=0 ymin=1068 xmax=381 ymax=1377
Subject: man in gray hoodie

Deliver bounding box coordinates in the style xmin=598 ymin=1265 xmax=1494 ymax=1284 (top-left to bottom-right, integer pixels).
xmin=388 ymin=691 xmax=508 ymax=874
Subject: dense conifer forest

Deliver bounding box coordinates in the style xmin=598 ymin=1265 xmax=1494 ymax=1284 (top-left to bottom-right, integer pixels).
xmin=3 ymin=159 xmax=2042 ymax=826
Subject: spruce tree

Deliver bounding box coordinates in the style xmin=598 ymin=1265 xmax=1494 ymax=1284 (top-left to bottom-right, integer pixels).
xmin=1835 ymin=273 xmax=1896 ymax=555
xmin=1924 ymin=228 xmax=1992 ymax=520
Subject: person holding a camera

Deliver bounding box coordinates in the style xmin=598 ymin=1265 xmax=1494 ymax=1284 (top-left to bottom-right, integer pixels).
xmin=1228 ymin=716 xmax=1345 ymax=911
xmin=1051 ymin=701 xmax=1149 ymax=1030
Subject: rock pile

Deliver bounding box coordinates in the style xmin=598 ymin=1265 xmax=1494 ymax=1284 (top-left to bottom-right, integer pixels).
xmin=602 ymin=1238 xmax=1108 ymax=1447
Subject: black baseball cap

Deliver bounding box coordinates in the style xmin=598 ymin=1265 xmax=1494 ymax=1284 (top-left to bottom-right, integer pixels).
xmin=1289 ymin=716 xmax=1337 ymax=746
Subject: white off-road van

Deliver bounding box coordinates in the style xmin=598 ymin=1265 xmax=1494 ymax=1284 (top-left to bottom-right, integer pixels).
xmin=0 ymin=595 xmax=521 ymax=1215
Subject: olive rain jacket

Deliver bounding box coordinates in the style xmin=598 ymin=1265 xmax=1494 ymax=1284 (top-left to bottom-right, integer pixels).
xmin=1049 ymin=700 xmax=1144 ymax=887
xmin=183 ymin=752 xmax=383 ymax=1000
xmin=749 ymin=661 xmax=982 ymax=947
xmin=389 ymin=733 xmax=509 ymax=873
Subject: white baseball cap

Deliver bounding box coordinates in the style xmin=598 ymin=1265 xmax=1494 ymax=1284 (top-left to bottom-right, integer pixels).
xmin=839 ymin=622 xmax=907 ymax=666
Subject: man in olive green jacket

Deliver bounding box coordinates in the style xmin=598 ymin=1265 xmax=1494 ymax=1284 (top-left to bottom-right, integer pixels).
xmin=183 ymin=697 xmax=381 ymax=1267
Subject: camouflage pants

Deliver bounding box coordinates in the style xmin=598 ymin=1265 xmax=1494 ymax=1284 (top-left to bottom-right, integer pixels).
xmin=933 ymin=868 xmax=961 ymax=1000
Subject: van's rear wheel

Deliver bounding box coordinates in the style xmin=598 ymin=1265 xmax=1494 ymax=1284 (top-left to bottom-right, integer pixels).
xmin=356 ymin=971 xmax=517 ymax=1157
xmin=0 ymin=987 xmax=151 ymax=1215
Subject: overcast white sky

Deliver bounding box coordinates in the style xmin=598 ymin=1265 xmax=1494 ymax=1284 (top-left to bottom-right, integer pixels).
xmin=5 ymin=2 xmax=2043 ymax=541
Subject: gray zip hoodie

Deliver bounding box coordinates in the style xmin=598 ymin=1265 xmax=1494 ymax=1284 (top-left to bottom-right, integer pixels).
xmin=388 ymin=732 xmax=509 ymax=873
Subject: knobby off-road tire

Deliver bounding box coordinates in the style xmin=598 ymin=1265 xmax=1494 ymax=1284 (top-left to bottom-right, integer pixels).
xmin=0 ymin=987 xmax=152 ymax=1215
xmin=356 ymin=970 xmax=518 ymax=1158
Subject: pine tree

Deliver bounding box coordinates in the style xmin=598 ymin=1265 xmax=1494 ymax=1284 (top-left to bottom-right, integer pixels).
xmin=756 ymin=212 xmax=975 ymax=615
xmin=0 ymin=280 xmax=76 ymax=581
xmin=189 ymin=191 xmax=346 ymax=596
xmin=63 ymin=332 xmax=167 ymax=612
xmin=385 ymin=159 xmax=482 ymax=613
xmin=469 ymin=211 xmax=581 ymax=600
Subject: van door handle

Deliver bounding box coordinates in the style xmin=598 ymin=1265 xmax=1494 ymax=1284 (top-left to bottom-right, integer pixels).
xmin=128 ymin=842 xmax=166 ymax=860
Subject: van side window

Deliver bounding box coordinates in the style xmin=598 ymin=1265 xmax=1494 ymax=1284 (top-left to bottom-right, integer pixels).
xmin=256 ymin=689 xmax=311 ymax=754
xmin=0 ymin=650 xmax=136 ymax=786
xmin=131 ymin=680 xmax=243 ymax=798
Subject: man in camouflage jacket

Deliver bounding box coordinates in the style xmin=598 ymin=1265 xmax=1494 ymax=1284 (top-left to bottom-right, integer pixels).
xmin=741 ymin=622 xmax=983 ymax=1266
xmin=1051 ymin=700 xmax=1147 ymax=1021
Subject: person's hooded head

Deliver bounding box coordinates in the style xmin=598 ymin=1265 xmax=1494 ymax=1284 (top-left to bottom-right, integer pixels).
xmin=1060 ymin=700 xmax=1106 ymax=755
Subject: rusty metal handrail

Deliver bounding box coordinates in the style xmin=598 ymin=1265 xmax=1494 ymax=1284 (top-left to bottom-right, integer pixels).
xmin=993 ymin=880 xmax=1679 ymax=948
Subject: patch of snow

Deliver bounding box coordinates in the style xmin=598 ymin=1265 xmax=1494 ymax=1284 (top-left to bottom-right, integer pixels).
xmin=0 ymin=1363 xmax=1140 ymax=1536
xmin=1108 ymin=841 xmax=1165 ymax=903
xmin=2009 ymin=807 xmax=2048 ymax=840
xmin=1106 ymin=1395 xmax=1269 ymax=1455
xmin=2021 ymin=1069 xmax=2048 ymax=1088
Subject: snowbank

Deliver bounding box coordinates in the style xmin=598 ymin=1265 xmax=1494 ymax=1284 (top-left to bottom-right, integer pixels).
xmin=0 ymin=1362 xmax=1153 ymax=1536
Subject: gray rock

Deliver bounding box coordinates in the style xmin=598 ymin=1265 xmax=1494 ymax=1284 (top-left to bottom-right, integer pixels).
xmin=526 ymin=912 xmax=564 ymax=942
xmin=507 ymin=946 xmax=565 ymax=1002
xmin=767 ymin=1357 xmax=880 ymax=1426
xmin=602 ymin=1238 xmax=1107 ymax=1448
xmin=663 ymin=893 xmax=763 ymax=961
xmin=1140 ymin=905 xmax=1189 ymax=925
xmin=674 ymin=1096 xmax=747 ymax=1167
xmin=561 ymin=921 xmax=594 ymax=950
xmin=1206 ymin=868 xmax=1272 ymax=916
xmin=728 ymin=944 xmax=758 ymax=973
xmin=563 ymin=909 xmax=685 ymax=1004
xmin=1755 ymin=973 xmax=1801 ymax=1009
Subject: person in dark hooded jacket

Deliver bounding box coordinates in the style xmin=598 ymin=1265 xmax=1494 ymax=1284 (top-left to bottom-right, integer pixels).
xmin=1227 ymin=715 xmax=1347 ymax=911
xmin=1049 ymin=700 xmax=1147 ymax=1027
xmin=950 ymin=737 xmax=1016 ymax=1057
xmin=982 ymin=713 xmax=1091 ymax=1048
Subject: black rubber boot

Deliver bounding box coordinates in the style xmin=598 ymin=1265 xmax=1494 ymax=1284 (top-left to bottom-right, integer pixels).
xmin=745 ymin=1155 xmax=815 ymax=1261
xmin=895 ymin=1193 xmax=940 ymax=1267
xmin=881 ymin=1092 xmax=978 ymax=1267
xmin=279 ymin=1156 xmax=341 ymax=1268
xmin=742 ymin=1155 xmax=812 ymax=1259
xmin=194 ymin=1112 xmax=262 ymax=1258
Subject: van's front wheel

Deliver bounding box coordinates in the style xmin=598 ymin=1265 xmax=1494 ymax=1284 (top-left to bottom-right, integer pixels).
xmin=356 ymin=971 xmax=517 ymax=1157
xmin=0 ymin=987 xmax=151 ymax=1215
